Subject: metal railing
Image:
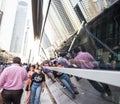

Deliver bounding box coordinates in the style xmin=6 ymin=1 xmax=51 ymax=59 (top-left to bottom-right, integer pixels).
xmin=45 ymin=66 xmax=120 ymax=87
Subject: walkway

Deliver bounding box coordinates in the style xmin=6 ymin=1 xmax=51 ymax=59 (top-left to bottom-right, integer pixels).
xmin=20 ymin=76 xmax=120 ymax=104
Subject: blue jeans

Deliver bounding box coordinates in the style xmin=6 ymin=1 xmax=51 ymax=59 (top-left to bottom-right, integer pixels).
xmin=30 ymin=82 xmax=42 ymax=104
xmin=59 ymin=74 xmax=75 ymax=94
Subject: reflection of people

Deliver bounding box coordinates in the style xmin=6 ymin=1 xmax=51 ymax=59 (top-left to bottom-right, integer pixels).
xmin=111 ymin=60 xmax=116 ymax=70
xmin=43 ymin=61 xmax=56 ymax=83
xmin=74 ymin=46 xmax=111 ymax=97
xmin=0 ymin=57 xmax=27 ymax=104
xmin=30 ymin=65 xmax=45 ymax=104
xmin=57 ymin=53 xmax=71 ymax=67
xmin=53 ymin=63 xmax=79 ymax=99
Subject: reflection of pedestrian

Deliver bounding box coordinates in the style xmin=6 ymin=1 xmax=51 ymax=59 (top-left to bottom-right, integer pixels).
xmin=43 ymin=61 xmax=56 ymax=83
xmin=57 ymin=53 xmax=71 ymax=67
xmin=30 ymin=65 xmax=45 ymax=104
xmin=0 ymin=57 xmax=27 ymax=104
xmin=53 ymin=63 xmax=79 ymax=99
xmin=111 ymin=60 xmax=116 ymax=70
xmin=74 ymin=46 xmax=111 ymax=96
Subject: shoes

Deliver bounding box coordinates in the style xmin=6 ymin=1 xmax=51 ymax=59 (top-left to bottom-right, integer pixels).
xmin=63 ymin=85 xmax=66 ymax=89
xmin=106 ymin=90 xmax=111 ymax=96
xmin=72 ymin=94 xmax=76 ymax=99
xmin=101 ymin=92 xmax=109 ymax=97
xmin=74 ymin=91 xmax=79 ymax=95
xmin=101 ymin=92 xmax=112 ymax=99
xmin=76 ymin=78 xmax=82 ymax=81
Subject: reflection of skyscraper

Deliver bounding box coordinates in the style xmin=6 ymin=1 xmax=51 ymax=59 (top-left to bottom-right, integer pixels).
xmin=74 ymin=4 xmax=86 ymax=23
xmin=52 ymin=0 xmax=75 ymax=35
xmin=10 ymin=1 xmax=28 ymax=54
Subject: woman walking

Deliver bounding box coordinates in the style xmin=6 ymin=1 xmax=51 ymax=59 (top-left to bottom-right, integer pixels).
xmin=25 ymin=65 xmax=35 ymax=104
xmin=30 ymin=65 xmax=45 ymax=104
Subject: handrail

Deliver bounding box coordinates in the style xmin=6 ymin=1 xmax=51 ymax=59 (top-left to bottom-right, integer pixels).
xmin=44 ymin=66 xmax=120 ymax=87
xmin=68 ymin=21 xmax=85 ymax=52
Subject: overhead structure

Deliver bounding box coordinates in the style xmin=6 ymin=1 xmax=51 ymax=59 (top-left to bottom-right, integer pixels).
xmin=31 ymin=0 xmax=43 ymax=39
xmin=31 ymin=0 xmax=51 ymax=40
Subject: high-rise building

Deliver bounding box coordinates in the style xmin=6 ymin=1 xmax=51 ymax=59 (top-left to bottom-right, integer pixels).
xmin=10 ymin=1 xmax=28 ymax=55
xmin=0 ymin=0 xmax=18 ymax=51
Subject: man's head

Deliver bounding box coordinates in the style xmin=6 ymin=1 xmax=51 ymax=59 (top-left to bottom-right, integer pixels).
xmin=58 ymin=52 xmax=66 ymax=57
xmin=13 ymin=57 xmax=21 ymax=65
xmin=74 ymin=46 xmax=85 ymax=54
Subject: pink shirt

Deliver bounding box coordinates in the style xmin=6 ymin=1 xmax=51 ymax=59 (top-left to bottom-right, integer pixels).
xmin=26 ymin=71 xmax=34 ymax=85
xmin=74 ymin=52 xmax=96 ymax=69
xmin=0 ymin=64 xmax=27 ymax=90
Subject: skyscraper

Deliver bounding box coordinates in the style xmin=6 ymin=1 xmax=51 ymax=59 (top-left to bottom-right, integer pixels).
xmin=10 ymin=1 xmax=28 ymax=55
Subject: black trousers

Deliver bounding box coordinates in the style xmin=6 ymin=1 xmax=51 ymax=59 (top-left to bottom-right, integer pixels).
xmin=1 ymin=89 xmax=23 ymax=104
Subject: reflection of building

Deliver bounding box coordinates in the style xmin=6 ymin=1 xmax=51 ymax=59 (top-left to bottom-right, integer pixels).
xmin=39 ymin=0 xmax=81 ymax=59
xmin=0 ymin=49 xmax=13 ymax=63
xmin=43 ymin=0 xmax=81 ymax=58
xmin=70 ymin=0 xmax=101 ymax=21
xmin=52 ymin=0 xmax=75 ymax=35
xmin=70 ymin=0 xmax=118 ymax=22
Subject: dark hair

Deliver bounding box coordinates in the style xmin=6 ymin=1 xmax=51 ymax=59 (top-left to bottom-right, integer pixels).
xmin=31 ymin=65 xmax=35 ymax=69
xmin=39 ymin=65 xmax=43 ymax=71
xmin=58 ymin=52 xmax=66 ymax=57
xmin=74 ymin=46 xmax=86 ymax=53
xmin=13 ymin=57 xmax=21 ymax=64
xmin=53 ymin=60 xmax=58 ymax=65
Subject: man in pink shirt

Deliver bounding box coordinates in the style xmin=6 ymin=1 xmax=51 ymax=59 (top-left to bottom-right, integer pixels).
xmin=0 ymin=57 xmax=27 ymax=104
xmin=74 ymin=46 xmax=111 ymax=97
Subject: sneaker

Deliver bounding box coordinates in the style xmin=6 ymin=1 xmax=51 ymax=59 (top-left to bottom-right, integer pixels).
xmin=101 ymin=92 xmax=112 ymax=99
xmin=63 ymin=86 xmax=66 ymax=89
xmin=101 ymin=91 xmax=111 ymax=98
xmin=101 ymin=92 xmax=113 ymax=103
xmin=74 ymin=91 xmax=79 ymax=95
xmin=72 ymin=94 xmax=76 ymax=99
xmin=106 ymin=90 xmax=111 ymax=96
xmin=101 ymin=92 xmax=109 ymax=97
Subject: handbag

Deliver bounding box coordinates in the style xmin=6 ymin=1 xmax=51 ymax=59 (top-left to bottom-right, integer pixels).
xmin=25 ymin=85 xmax=29 ymax=91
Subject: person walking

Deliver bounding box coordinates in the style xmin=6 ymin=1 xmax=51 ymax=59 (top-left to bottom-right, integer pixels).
xmin=25 ymin=65 xmax=35 ymax=104
xmin=0 ymin=57 xmax=28 ymax=104
xmin=30 ymin=65 xmax=45 ymax=104
xmin=74 ymin=46 xmax=111 ymax=97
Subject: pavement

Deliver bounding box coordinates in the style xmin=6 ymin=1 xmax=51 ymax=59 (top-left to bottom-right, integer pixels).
xmin=1 ymin=76 xmax=120 ymax=104
xmin=46 ymin=76 xmax=120 ymax=104
xmin=21 ymin=85 xmax=54 ymax=104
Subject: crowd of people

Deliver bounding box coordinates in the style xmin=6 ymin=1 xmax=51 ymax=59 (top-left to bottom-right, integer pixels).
xmin=0 ymin=45 xmax=113 ymax=104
